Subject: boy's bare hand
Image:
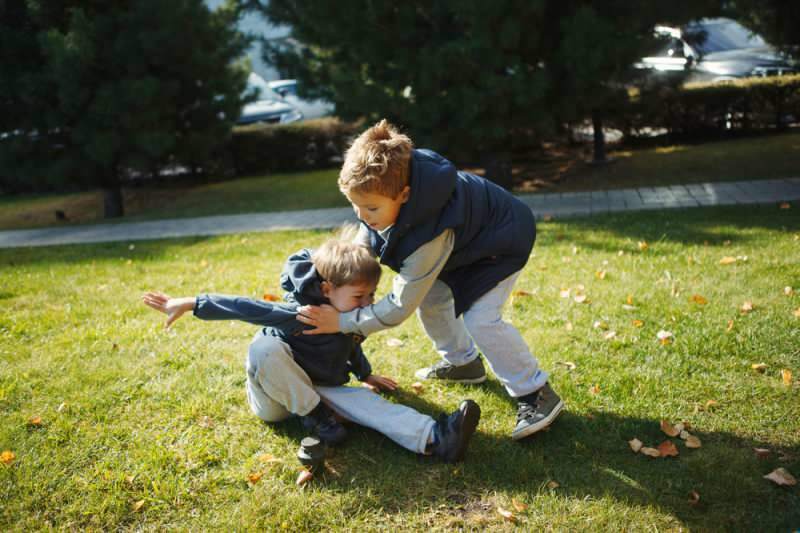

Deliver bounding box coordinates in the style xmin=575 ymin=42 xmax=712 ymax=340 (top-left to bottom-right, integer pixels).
xmin=297 ymin=304 xmax=341 ymax=334
xmin=142 ymin=292 xmax=195 ymax=329
xmin=362 ymin=374 xmax=398 ymax=392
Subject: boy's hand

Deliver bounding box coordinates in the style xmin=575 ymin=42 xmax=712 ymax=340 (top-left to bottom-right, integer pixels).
xmin=362 ymin=374 xmax=398 ymax=393
xmin=142 ymin=292 xmax=195 ymax=329
xmin=297 ymin=304 xmax=341 ymax=334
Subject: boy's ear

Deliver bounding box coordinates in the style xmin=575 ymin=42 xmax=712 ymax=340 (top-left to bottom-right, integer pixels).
xmin=320 ymin=280 xmax=332 ymax=297
xmin=398 ymin=186 xmax=411 ymax=204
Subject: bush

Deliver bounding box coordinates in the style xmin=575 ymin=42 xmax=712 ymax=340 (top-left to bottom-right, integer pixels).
xmin=625 ymin=74 xmax=800 ymax=138
xmin=225 ymin=118 xmax=361 ymax=176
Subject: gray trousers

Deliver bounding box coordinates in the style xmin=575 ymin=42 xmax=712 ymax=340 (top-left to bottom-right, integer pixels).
xmin=245 ymin=332 xmax=436 ymax=454
xmin=417 ymin=272 xmax=549 ymax=397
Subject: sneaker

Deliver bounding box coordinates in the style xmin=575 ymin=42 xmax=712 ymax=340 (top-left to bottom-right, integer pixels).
xmin=301 ymin=401 xmax=347 ymax=446
xmin=429 ymin=400 xmax=481 ymax=463
xmin=511 ymin=383 xmax=564 ymax=440
xmin=414 ymin=356 xmax=487 ymax=384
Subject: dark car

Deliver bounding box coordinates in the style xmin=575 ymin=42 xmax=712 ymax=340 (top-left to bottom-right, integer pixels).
xmin=634 ymin=17 xmax=796 ymax=84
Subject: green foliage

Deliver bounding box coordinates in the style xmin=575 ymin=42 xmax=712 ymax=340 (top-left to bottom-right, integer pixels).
xmin=728 ymin=0 xmax=800 ymax=50
xmin=0 ymin=0 xmax=250 ymax=202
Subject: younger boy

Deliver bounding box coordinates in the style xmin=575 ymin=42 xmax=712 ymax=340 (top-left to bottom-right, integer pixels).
xmin=297 ymin=120 xmax=563 ymax=440
xmin=142 ymin=236 xmax=480 ymax=462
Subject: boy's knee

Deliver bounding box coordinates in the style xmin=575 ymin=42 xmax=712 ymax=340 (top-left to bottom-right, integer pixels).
xmin=247 ymin=336 xmax=291 ymax=375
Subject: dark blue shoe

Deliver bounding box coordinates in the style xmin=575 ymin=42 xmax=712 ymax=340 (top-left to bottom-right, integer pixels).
xmin=301 ymin=402 xmax=347 ymax=446
xmin=430 ymin=400 xmax=481 ymax=463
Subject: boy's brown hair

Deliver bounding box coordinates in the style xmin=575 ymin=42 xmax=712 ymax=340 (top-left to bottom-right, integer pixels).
xmin=338 ymin=119 xmax=413 ymax=199
xmin=312 ymin=232 xmax=381 ymax=288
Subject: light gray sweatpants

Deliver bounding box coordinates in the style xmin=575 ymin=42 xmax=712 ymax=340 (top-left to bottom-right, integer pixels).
xmin=245 ymin=332 xmax=436 ymax=454
xmin=417 ymin=272 xmax=549 ymax=397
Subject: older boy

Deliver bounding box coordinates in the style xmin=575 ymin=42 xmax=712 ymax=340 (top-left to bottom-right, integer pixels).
xmin=297 ymin=120 xmax=563 ymax=440
xmin=143 ymin=236 xmax=480 ymax=462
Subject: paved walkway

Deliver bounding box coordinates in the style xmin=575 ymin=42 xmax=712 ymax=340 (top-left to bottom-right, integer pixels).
xmin=1 ymin=178 xmax=798 ymax=248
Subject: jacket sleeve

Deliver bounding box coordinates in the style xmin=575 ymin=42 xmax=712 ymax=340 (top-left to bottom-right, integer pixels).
xmin=347 ymin=344 xmax=372 ymax=381
xmin=194 ymin=294 xmax=301 ymax=330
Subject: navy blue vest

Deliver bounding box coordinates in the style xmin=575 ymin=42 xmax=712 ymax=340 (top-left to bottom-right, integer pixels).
xmin=366 ymin=149 xmax=536 ymax=316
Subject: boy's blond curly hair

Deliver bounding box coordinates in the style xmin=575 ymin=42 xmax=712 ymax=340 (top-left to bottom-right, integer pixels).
xmin=338 ymin=119 xmax=413 ymax=198
xmin=312 ymin=229 xmax=381 ymax=288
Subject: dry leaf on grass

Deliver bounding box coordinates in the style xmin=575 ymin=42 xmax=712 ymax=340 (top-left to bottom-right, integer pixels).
xmin=386 ymin=338 xmax=404 ymax=347
xmin=685 ymin=435 xmax=702 ymax=449
xmin=680 ymin=429 xmax=690 ymax=440
xmin=785 ymin=286 xmax=794 ymax=296
xmin=753 ymin=448 xmax=771 ymax=459
xmin=513 ymin=290 xmax=534 ymax=297
xmin=660 ymin=420 xmax=680 ymax=437
xmin=638 ymin=241 xmax=649 ymax=251
xmin=411 ymin=382 xmax=424 ymax=394
xmin=658 ymin=440 xmax=680 ymax=457
xmin=27 ymin=416 xmax=42 ymax=427
xmin=632 ymin=319 xmax=644 ymax=327
xmin=781 ymin=369 xmax=793 ymax=386
xmin=556 ymin=361 xmax=577 ymax=371
xmin=263 ymin=293 xmax=281 ymax=302
xmin=691 ymin=294 xmax=708 ymax=305
xmin=247 ymin=472 xmax=263 ymax=484
xmin=497 ymin=507 xmax=517 ymax=522
xmin=629 ymin=438 xmax=643 ymax=453
xmin=593 ymin=320 xmax=608 ymax=330
xmin=512 ymin=498 xmax=529 ymax=512
xmin=688 ymin=490 xmax=701 ymax=506
xmin=726 ymin=319 xmax=735 ymax=332
xmin=589 ymin=384 xmax=600 ymax=395
xmin=596 ymin=270 xmax=607 ymax=280
xmin=296 ymin=469 xmax=314 ymax=486
xmin=603 ymin=331 xmax=617 ymax=340
xmin=763 ymin=467 xmax=797 ymax=486
xmin=640 ymin=447 xmax=661 ymax=458
xmin=657 ymin=330 xmax=673 ymax=345
xmin=559 ymin=288 xmax=570 ymax=298
xmin=1 ymin=450 xmax=15 ymax=465
xmin=751 ymin=363 xmax=768 ymax=373
xmin=704 ymin=400 xmax=719 ymax=411
xmin=573 ymin=294 xmax=588 ymax=304
xmin=546 ymin=480 xmax=560 ymax=489
xmin=132 ymin=500 xmax=145 ymax=512
xmin=794 ymin=308 xmax=800 ymax=318
xmin=626 ymin=295 xmax=634 ymax=305
xmin=258 ymin=453 xmax=279 ymax=463
xmin=674 ymin=422 xmax=685 ymax=432
xmin=740 ymin=301 xmax=754 ymax=314
xmin=719 ymin=256 xmax=737 ymax=265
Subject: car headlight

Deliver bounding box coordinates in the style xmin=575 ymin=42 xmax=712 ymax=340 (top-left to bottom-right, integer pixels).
xmin=280 ymin=110 xmax=303 ymax=124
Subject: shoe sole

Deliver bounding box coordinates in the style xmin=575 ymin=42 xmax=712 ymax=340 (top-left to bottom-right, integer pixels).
xmin=447 ymin=400 xmax=481 ymax=463
xmin=414 ymin=368 xmax=488 ymax=384
xmin=511 ymin=399 xmax=564 ymax=441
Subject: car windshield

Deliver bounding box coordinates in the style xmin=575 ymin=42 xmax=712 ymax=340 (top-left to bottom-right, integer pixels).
xmin=684 ymin=18 xmax=766 ymax=55
xmin=246 ymin=73 xmax=282 ymax=101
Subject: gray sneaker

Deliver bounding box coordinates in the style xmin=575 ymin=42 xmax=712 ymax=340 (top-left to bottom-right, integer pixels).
xmin=512 ymin=383 xmax=564 ymax=440
xmin=414 ymin=356 xmax=487 ymax=384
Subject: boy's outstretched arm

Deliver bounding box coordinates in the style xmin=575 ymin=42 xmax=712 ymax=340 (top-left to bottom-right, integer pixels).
xmin=142 ymin=292 xmax=195 ymax=329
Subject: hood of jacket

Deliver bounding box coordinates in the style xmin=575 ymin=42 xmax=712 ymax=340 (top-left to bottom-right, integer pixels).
xmin=280 ymin=248 xmax=327 ymax=306
xmin=396 ymin=149 xmax=457 ymax=230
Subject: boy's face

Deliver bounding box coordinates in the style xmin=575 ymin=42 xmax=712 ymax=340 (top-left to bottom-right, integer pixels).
xmin=344 ymin=187 xmax=410 ymax=232
xmin=321 ymin=280 xmax=377 ymax=312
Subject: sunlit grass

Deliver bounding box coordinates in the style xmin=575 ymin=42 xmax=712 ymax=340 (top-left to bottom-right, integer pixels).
xmin=1 ymin=205 xmax=798 ymax=530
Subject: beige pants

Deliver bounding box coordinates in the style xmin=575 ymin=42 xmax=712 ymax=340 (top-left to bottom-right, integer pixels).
xmin=245 ymin=332 xmax=436 ymax=454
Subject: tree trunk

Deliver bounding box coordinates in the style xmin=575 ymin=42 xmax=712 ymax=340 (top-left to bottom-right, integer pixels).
xmin=103 ymin=186 xmax=124 ymax=218
xmin=591 ymin=112 xmax=606 ymax=163
xmin=483 ymin=151 xmax=513 ymax=190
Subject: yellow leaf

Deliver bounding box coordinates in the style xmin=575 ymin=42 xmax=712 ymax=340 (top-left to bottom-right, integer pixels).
xmin=690 ymin=294 xmax=708 ymax=305
xmin=263 ymin=293 xmax=281 ymax=302
xmin=411 ymin=382 xmax=424 ymax=394
xmin=660 ymin=420 xmax=680 ymax=437
xmin=603 ymin=330 xmax=617 ymax=340
xmin=248 ymin=472 xmax=263 ymax=484
xmin=593 ymin=320 xmax=608 ymax=330
xmin=512 ymin=498 xmax=529 ymax=512
xmin=751 ymin=363 xmax=768 ymax=373
xmin=258 ymin=453 xmax=278 ymax=463
xmin=640 ymin=447 xmax=661 ymax=458
xmin=719 ymin=256 xmax=737 ymax=265
xmin=632 ymin=319 xmax=644 ymax=328
xmin=785 ymin=286 xmax=794 ymax=296
xmin=565 ymin=321 xmax=574 ymax=331
xmin=726 ymin=319 xmax=735 ymax=332
xmin=740 ymin=301 xmax=754 ymax=314
xmin=513 ymin=290 xmax=533 ymax=297
xmin=685 ymin=435 xmax=702 ymax=449
xmin=705 ymin=400 xmax=719 ymax=411
xmin=1 ymin=450 xmax=15 ymax=465
xmin=629 ymin=438 xmax=643 ymax=453
xmin=497 ymin=507 xmax=517 ymax=523
xmin=793 ymin=308 xmax=800 ymax=318
xmin=27 ymin=416 xmax=42 ymax=427
xmin=658 ymin=440 xmax=679 ymax=457
xmin=132 ymin=500 xmax=145 ymax=512
xmin=626 ymin=295 xmax=634 ymax=305
xmin=763 ymin=467 xmax=797 ymax=486
xmin=200 ymin=259 xmax=208 ymax=268
xmin=638 ymin=241 xmax=649 ymax=251
xmin=595 ymin=270 xmax=607 ymax=280
xmin=589 ymin=384 xmax=600 ymax=395
xmin=781 ymin=369 xmax=793 ymax=386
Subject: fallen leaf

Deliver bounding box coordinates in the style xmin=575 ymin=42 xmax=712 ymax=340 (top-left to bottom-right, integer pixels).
xmin=785 ymin=286 xmax=794 ymax=296
xmin=411 ymin=382 xmax=424 ymax=394
xmin=640 ymin=447 xmax=661 ymax=458
xmin=691 ymin=294 xmax=708 ymax=305
xmin=603 ymin=331 xmax=617 ymax=340
xmin=27 ymin=416 xmax=42 ymax=427
xmin=559 ymin=288 xmax=570 ymax=298
xmin=726 ymin=319 xmax=735 ymax=332
xmin=754 ymin=448 xmax=771 ymax=459
xmin=497 ymin=507 xmax=517 ymax=523
xmin=512 ymin=498 xmax=529 ymax=512
xmin=632 ymin=319 xmax=644 ymax=327
xmin=593 ymin=320 xmax=608 ymax=330
xmin=1 ymin=450 xmax=15 ymax=465
xmin=629 ymin=438 xmax=643 ymax=453
xmin=57 ymin=402 xmax=67 ymax=412
xmin=685 ymin=435 xmax=702 ymax=449
xmin=589 ymin=384 xmax=600 ymax=395
xmin=573 ymin=294 xmax=588 ymax=304
xmin=719 ymin=256 xmax=737 ymax=265
xmin=386 ymin=338 xmax=404 ymax=347
xmin=626 ymin=295 xmax=634 ymax=305
xmin=781 ymin=369 xmax=793 ymax=386
xmin=622 ymin=304 xmax=637 ymax=311
xmin=546 ymin=480 xmax=560 ymax=489
xmin=688 ymin=490 xmax=701 ymax=506
xmin=556 ymin=361 xmax=577 ymax=371
xmin=658 ymin=440 xmax=679 ymax=457
xmin=794 ymin=308 xmax=800 ymax=318
xmin=660 ymin=420 xmax=680 ymax=437
xmin=657 ymin=330 xmax=673 ymax=345
xmin=596 ymin=270 xmax=607 ymax=280
xmin=263 ymin=293 xmax=281 ymax=302
xmin=565 ymin=322 xmax=574 ymax=331
xmin=763 ymin=467 xmax=797 ymax=486
xmin=132 ymin=500 xmax=145 ymax=512
xmin=779 ymin=202 xmax=791 ymax=209
xmin=248 ymin=472 xmax=263 ymax=484
xmin=740 ymin=301 xmax=754 ymax=314
xmin=198 ymin=415 xmax=214 ymax=428
xmin=125 ymin=474 xmax=136 ymax=484
xmin=674 ymin=422 xmax=685 ymax=433
xmin=705 ymin=400 xmax=719 ymax=411
xmin=513 ymin=290 xmax=534 ymax=297
xmin=638 ymin=241 xmax=649 ymax=251
xmin=680 ymin=429 xmax=690 ymax=440
xmin=296 ymin=469 xmax=314 ymax=486
xmin=751 ymin=363 xmax=768 ymax=373
xmin=258 ymin=453 xmax=278 ymax=463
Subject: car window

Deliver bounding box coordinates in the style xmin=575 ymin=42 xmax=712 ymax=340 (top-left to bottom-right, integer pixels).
xmin=684 ymin=19 xmax=766 ymax=55
xmin=245 ymin=73 xmax=281 ymax=101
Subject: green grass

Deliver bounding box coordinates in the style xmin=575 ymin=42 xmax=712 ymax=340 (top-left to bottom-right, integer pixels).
xmin=3 ymin=132 xmax=800 ymax=231
xmin=1 ymin=206 xmax=799 ymax=530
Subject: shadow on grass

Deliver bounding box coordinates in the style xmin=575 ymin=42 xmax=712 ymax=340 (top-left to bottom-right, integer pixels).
xmin=281 ymin=380 xmax=800 ymax=531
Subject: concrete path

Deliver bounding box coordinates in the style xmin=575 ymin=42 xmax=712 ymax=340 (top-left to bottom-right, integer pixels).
xmin=1 ymin=178 xmax=798 ymax=249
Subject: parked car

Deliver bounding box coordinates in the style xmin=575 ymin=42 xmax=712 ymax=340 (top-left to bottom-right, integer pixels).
xmin=634 ymin=17 xmax=796 ymax=84
xmin=237 ymin=73 xmax=303 ymax=125
xmin=267 ymin=79 xmax=335 ymax=121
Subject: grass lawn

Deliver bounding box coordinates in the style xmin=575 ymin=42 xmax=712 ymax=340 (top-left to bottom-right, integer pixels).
xmin=2 ymin=132 xmax=800 ymax=231
xmin=1 ymin=206 xmax=799 ymax=530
